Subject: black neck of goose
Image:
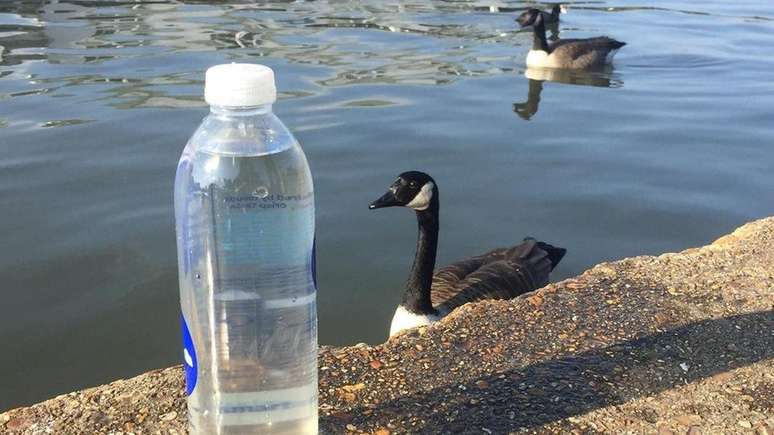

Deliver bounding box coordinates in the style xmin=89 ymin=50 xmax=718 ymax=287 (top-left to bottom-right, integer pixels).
xmin=402 ymin=200 xmax=439 ymax=315
xmin=532 ymin=19 xmax=549 ymax=52
xmin=551 ymin=5 xmax=561 ymax=19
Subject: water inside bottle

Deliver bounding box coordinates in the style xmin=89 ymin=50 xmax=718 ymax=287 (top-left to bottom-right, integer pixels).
xmin=180 ymin=146 xmax=317 ymax=434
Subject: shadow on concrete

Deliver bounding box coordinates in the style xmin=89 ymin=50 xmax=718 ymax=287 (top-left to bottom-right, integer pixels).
xmin=329 ymin=310 xmax=774 ymax=433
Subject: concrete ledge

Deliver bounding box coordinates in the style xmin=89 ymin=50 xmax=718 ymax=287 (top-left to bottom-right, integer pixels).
xmin=3 ymin=218 xmax=773 ymax=434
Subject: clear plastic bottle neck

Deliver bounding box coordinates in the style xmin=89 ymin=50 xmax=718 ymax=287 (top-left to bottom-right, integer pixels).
xmin=192 ymin=102 xmax=293 ymax=156
xmin=209 ymin=103 xmax=273 ymax=117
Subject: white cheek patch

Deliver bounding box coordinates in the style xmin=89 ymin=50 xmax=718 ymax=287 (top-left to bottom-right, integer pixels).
xmin=406 ymin=181 xmax=434 ymax=211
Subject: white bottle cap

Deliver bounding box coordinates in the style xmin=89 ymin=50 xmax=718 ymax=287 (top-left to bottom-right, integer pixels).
xmin=204 ymin=63 xmax=277 ymax=107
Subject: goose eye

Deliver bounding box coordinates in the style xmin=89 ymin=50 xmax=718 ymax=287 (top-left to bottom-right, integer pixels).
xmin=409 ymin=181 xmax=418 ymax=188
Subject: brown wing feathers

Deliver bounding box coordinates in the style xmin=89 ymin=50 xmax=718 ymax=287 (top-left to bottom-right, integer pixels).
xmin=431 ymin=248 xmax=508 ymax=289
xmin=550 ymin=38 xmax=627 ymax=69
xmin=431 ymin=239 xmax=564 ymax=313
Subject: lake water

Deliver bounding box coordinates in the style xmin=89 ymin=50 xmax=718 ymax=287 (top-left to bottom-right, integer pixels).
xmin=1 ymin=0 xmax=772 ymax=411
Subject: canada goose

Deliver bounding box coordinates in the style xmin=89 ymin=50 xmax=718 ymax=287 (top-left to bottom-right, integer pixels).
xmin=369 ymin=171 xmax=566 ymax=337
xmin=517 ymin=8 xmax=625 ymax=70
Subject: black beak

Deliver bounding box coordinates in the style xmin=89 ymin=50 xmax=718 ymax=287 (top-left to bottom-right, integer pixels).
xmin=369 ymin=190 xmax=400 ymax=209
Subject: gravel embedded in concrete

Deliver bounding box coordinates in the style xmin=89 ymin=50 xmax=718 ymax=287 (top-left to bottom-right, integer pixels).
xmin=2 ymin=217 xmax=773 ymax=434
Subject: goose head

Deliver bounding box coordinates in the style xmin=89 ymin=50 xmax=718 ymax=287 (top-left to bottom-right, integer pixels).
xmin=369 ymin=171 xmax=438 ymax=212
xmin=517 ymin=8 xmax=544 ymax=28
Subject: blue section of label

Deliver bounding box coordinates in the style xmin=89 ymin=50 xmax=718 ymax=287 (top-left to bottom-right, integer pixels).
xmin=311 ymin=235 xmax=317 ymax=290
xmin=180 ymin=314 xmax=198 ymax=396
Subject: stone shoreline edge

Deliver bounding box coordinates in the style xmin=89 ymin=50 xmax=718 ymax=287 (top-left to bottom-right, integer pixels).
xmin=2 ymin=217 xmax=773 ymax=434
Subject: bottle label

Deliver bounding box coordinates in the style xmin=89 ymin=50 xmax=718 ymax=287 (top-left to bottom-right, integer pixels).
xmin=180 ymin=314 xmax=198 ymax=396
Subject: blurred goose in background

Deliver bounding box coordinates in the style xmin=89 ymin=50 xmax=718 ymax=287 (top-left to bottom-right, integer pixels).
xmin=369 ymin=171 xmax=566 ymax=337
xmin=517 ymin=8 xmax=625 ymax=69
xmin=541 ymin=4 xmax=564 ymax=24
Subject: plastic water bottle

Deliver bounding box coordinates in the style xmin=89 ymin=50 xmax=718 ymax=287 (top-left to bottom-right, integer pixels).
xmin=174 ymin=63 xmax=317 ymax=435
